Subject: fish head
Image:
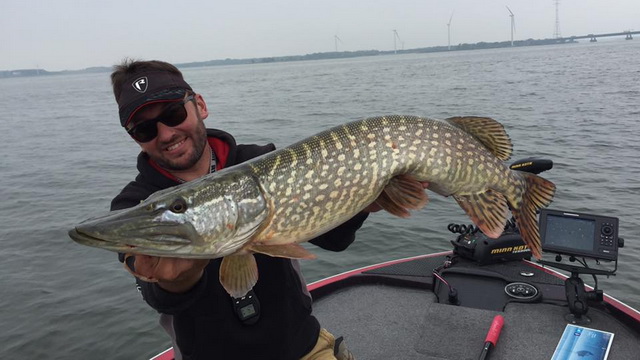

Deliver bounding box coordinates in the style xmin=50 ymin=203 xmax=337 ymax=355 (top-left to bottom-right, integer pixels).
xmin=68 ymin=171 xmax=269 ymax=258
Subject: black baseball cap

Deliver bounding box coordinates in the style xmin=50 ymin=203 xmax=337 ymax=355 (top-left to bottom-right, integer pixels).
xmin=116 ymin=71 xmax=193 ymax=128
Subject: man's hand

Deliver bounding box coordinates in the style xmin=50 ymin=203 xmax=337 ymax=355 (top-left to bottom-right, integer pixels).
xmin=363 ymin=181 xmax=429 ymax=213
xmin=125 ymin=254 xmax=210 ymax=293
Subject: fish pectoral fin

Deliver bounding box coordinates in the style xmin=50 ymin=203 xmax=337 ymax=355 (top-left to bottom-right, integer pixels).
xmin=454 ymin=190 xmax=510 ymax=238
xmin=249 ymin=243 xmax=317 ymax=260
xmin=445 ymin=116 xmax=513 ymax=161
xmin=219 ymin=254 xmax=258 ymax=298
xmin=376 ymin=174 xmax=429 ymax=218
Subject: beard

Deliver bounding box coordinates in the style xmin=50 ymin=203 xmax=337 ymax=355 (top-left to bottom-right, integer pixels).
xmin=154 ymin=121 xmax=208 ymax=171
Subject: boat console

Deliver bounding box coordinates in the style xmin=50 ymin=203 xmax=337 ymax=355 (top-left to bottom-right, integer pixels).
xmin=444 ymin=158 xmax=626 ymax=324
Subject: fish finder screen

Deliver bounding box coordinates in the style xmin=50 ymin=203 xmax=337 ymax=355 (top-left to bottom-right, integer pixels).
xmin=544 ymin=215 xmax=595 ymax=252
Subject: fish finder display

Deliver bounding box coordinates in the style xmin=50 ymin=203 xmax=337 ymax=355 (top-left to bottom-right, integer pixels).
xmin=539 ymin=209 xmax=619 ymax=261
xmin=544 ymin=215 xmax=595 ymax=252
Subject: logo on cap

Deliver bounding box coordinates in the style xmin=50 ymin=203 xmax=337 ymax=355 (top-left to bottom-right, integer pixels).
xmin=132 ymin=77 xmax=148 ymax=93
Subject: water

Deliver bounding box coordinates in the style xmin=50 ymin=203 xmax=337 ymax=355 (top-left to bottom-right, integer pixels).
xmin=1 ymin=40 xmax=639 ymax=359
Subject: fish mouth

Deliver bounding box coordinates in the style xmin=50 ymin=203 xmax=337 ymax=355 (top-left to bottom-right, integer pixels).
xmin=68 ymin=209 xmax=199 ymax=256
xmin=69 ymin=225 xmax=191 ymax=250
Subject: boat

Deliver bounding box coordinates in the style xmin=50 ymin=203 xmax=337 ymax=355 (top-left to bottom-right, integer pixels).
xmin=152 ymin=159 xmax=640 ymax=360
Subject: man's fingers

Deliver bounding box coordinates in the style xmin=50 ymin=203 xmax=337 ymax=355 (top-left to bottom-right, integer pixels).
xmin=123 ymin=254 xmax=159 ymax=282
xmin=134 ymin=255 xmax=161 ymax=277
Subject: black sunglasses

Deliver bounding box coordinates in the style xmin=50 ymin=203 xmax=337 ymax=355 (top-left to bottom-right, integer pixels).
xmin=127 ymin=94 xmax=196 ymax=143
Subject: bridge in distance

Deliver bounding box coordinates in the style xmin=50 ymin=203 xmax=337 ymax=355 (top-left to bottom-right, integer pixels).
xmin=561 ymin=30 xmax=638 ymax=42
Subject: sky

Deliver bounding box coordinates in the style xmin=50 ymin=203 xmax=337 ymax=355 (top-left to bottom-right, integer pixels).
xmin=2 ymin=0 xmax=639 ymax=71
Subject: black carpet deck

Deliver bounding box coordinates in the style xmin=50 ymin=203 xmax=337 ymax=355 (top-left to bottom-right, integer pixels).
xmin=311 ymin=257 xmax=640 ymax=359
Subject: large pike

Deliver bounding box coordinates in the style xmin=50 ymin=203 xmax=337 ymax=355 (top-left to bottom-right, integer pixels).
xmin=69 ymin=115 xmax=555 ymax=297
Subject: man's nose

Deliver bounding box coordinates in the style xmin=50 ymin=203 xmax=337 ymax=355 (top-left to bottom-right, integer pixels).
xmin=156 ymin=121 xmax=177 ymax=141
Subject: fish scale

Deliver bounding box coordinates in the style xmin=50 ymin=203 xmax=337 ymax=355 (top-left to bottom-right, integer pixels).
xmin=253 ymin=118 xmax=408 ymax=239
xmin=69 ymin=115 xmax=556 ymax=297
xmin=248 ymin=115 xmax=504 ymax=244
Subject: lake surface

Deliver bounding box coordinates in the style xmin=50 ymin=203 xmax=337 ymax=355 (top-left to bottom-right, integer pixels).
xmin=1 ymin=40 xmax=639 ymax=359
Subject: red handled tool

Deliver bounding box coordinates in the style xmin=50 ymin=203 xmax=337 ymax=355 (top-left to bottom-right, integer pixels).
xmin=478 ymin=315 xmax=504 ymax=360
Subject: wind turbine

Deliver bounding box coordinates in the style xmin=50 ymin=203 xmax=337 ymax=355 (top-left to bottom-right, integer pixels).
xmin=553 ymin=0 xmax=561 ymax=39
xmin=447 ymin=12 xmax=454 ymax=50
xmin=393 ymin=29 xmax=402 ymax=54
xmin=334 ymin=35 xmax=343 ymax=52
xmin=506 ymin=6 xmax=516 ymax=46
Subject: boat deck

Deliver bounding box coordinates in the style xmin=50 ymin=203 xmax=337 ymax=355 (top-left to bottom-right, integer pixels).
xmin=311 ymin=255 xmax=640 ymax=360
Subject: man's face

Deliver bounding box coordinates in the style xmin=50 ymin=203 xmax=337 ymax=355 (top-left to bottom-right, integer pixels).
xmin=131 ymin=94 xmax=209 ymax=171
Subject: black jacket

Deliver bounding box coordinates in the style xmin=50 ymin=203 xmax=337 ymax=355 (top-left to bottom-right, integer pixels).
xmin=112 ymin=129 xmax=368 ymax=360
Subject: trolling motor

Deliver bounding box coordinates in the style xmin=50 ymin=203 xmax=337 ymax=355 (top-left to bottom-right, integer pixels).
xmin=449 ymin=158 xmax=553 ymax=265
xmin=508 ymin=157 xmax=553 ymax=175
xmin=537 ymin=209 xmax=624 ymax=324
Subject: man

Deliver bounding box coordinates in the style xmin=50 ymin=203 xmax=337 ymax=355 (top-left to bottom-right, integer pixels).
xmin=110 ymin=59 xmax=370 ymax=360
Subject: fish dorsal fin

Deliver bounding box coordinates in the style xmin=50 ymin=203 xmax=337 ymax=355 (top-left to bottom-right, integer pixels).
xmin=375 ymin=174 xmax=429 ymax=218
xmin=445 ymin=117 xmax=513 ymax=161
xmin=249 ymin=243 xmax=316 ymax=259
xmin=219 ymin=254 xmax=258 ymax=298
xmin=453 ymin=190 xmax=510 ymax=238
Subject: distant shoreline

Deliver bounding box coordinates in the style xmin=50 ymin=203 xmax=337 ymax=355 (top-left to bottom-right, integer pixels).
xmin=0 ymin=37 xmax=581 ymax=79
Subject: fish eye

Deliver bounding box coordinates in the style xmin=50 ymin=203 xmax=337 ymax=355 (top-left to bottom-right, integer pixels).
xmin=170 ymin=198 xmax=188 ymax=213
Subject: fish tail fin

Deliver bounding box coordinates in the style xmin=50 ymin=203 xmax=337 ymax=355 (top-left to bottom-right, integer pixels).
xmin=508 ymin=172 xmax=556 ymax=259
